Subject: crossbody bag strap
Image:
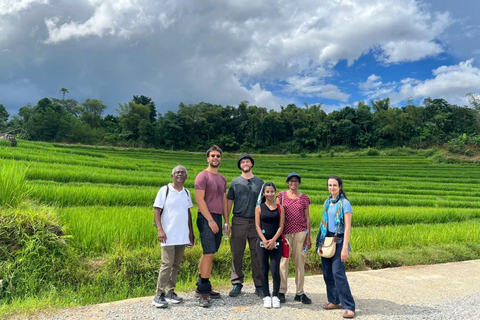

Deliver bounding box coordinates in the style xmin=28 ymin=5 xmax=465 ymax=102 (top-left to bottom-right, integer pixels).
xmin=277 ymin=203 xmax=287 ymax=245
xmin=154 ymin=185 xmax=170 ymax=228
xmin=159 ymin=185 xmax=170 ymax=213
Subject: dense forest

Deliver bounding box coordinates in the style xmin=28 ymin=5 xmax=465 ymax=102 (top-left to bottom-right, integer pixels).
xmin=1 ymin=94 xmax=480 ymax=153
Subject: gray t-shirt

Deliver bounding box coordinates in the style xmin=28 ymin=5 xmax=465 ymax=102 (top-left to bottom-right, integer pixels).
xmin=227 ymin=176 xmax=264 ymax=218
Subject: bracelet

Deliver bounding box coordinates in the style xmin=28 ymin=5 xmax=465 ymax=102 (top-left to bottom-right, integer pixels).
xmin=207 ymin=219 xmax=213 ymax=223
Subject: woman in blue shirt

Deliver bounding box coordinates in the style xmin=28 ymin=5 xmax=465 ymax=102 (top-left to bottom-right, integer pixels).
xmin=316 ymin=175 xmax=355 ymax=318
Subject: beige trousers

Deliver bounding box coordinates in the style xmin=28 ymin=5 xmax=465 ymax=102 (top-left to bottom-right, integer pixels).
xmin=279 ymin=231 xmax=307 ymax=295
xmin=156 ymin=244 xmax=186 ymax=295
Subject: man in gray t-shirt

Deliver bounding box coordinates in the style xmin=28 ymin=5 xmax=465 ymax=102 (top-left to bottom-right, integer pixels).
xmin=226 ymin=153 xmax=264 ymax=297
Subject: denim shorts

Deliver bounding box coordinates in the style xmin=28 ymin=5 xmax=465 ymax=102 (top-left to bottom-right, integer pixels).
xmin=197 ymin=213 xmax=223 ymax=254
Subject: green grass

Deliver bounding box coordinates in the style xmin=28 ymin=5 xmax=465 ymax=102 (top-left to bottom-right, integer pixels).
xmin=0 ymin=161 xmax=31 ymax=208
xmin=351 ymin=219 xmax=480 ymax=251
xmin=57 ymin=206 xmax=158 ymax=255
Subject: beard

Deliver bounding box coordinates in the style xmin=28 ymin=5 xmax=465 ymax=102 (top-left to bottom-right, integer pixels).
xmin=241 ymin=166 xmax=252 ymax=173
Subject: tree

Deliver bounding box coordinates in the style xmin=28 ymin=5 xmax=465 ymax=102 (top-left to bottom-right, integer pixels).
xmin=371 ymin=97 xmax=390 ymax=112
xmin=60 ymin=88 xmax=69 ymax=101
xmin=117 ymin=101 xmax=151 ymax=143
xmin=23 ymin=98 xmax=68 ymax=141
xmin=467 ymin=93 xmax=480 ymax=113
xmin=80 ymin=98 xmax=107 ymax=128
xmin=0 ymin=104 xmax=9 ymax=122
xmin=0 ymin=104 xmax=9 ymax=131
xmin=133 ymin=95 xmax=157 ymax=122
xmin=102 ymin=114 xmax=121 ymax=133
xmin=356 ymin=102 xmax=374 ymax=147
xmin=51 ymin=98 xmax=80 ymax=117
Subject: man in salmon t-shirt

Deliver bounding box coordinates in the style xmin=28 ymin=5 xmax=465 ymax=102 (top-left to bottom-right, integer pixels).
xmin=194 ymin=145 xmax=229 ymax=307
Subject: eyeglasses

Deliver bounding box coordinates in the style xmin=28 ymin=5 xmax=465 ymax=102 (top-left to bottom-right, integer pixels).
xmin=174 ymin=171 xmax=186 ymax=175
xmin=210 ymin=154 xmax=221 ymax=158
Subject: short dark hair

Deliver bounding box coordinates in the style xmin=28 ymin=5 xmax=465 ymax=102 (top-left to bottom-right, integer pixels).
xmin=206 ymin=145 xmax=223 ymax=157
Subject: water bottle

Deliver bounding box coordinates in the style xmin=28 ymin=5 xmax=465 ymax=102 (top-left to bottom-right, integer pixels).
xmin=301 ymin=245 xmax=308 ymax=256
xmin=223 ymin=223 xmax=229 ymax=241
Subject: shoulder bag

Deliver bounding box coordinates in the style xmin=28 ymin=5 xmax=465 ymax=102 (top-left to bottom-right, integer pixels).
xmin=317 ymin=233 xmax=337 ymax=258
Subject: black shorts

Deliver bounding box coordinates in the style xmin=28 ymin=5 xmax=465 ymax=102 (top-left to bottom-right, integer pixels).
xmin=197 ymin=213 xmax=223 ymax=254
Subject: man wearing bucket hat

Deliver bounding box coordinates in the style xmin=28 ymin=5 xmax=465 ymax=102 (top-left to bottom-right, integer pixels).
xmin=226 ymin=153 xmax=264 ymax=297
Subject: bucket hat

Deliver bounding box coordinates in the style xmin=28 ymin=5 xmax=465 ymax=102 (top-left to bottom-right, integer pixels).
xmin=237 ymin=153 xmax=254 ymax=169
xmin=286 ymin=172 xmax=301 ymax=183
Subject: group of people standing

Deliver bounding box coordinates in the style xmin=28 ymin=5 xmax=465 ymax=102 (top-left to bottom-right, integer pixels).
xmin=151 ymin=145 xmax=356 ymax=319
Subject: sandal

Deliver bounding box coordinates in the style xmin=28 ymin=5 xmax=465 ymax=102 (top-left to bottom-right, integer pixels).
xmin=343 ymin=310 xmax=355 ymax=318
xmin=323 ymin=302 xmax=341 ymax=310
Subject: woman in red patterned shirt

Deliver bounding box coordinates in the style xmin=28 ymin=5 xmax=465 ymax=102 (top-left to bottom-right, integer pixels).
xmin=275 ymin=173 xmax=312 ymax=304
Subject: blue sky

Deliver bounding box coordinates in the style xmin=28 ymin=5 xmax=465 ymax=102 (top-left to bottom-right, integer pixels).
xmin=1 ymin=0 xmax=479 ymax=116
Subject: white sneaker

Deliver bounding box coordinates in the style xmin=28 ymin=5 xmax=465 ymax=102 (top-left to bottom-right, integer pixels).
xmin=272 ymin=296 xmax=281 ymax=308
xmin=263 ymin=296 xmax=272 ymax=308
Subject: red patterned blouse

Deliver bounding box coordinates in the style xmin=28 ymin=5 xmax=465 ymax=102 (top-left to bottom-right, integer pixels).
xmin=278 ymin=191 xmax=310 ymax=234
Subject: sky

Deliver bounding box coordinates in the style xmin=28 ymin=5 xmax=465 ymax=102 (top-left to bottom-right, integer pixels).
xmin=1 ymin=0 xmax=480 ymax=117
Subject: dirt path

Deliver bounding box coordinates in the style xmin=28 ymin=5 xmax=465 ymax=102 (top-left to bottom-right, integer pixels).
xmin=29 ymin=260 xmax=480 ymax=320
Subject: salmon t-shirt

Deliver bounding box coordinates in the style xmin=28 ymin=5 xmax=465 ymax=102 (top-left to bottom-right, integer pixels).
xmin=194 ymin=170 xmax=226 ymax=214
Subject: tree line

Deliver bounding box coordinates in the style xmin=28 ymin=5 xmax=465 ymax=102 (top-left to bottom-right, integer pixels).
xmin=1 ymin=94 xmax=479 ymax=153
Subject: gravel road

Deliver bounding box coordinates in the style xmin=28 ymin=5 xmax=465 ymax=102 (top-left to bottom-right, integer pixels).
xmin=28 ymin=259 xmax=480 ymax=320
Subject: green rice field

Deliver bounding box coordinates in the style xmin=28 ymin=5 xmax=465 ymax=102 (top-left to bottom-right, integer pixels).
xmin=1 ymin=140 xmax=480 ymax=313
xmin=2 ymin=141 xmax=480 ymax=258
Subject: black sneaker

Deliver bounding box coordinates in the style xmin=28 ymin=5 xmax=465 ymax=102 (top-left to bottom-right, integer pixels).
xmin=152 ymin=294 xmax=168 ymax=308
xmin=294 ymin=293 xmax=312 ymax=304
xmin=165 ymin=292 xmax=183 ymax=304
xmin=278 ymin=293 xmax=286 ymax=303
xmin=229 ymin=284 xmax=243 ymax=297
xmin=194 ymin=289 xmax=221 ymax=299
xmin=255 ymin=287 xmax=265 ymax=298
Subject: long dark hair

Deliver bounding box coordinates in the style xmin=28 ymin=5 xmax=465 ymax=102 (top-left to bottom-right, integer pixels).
xmin=326 ymin=175 xmax=348 ymax=200
xmin=260 ymin=182 xmax=277 ymax=203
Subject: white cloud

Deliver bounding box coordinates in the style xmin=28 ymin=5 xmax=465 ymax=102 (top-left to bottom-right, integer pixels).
xmin=44 ymin=1 xmax=141 ymax=43
xmin=399 ymin=59 xmax=480 ymax=104
xmin=43 ymin=1 xmax=450 ymax=67
xmin=359 ymin=74 xmax=382 ymax=90
xmin=0 ymin=0 xmax=469 ymax=115
xmin=379 ymin=40 xmax=443 ymax=63
xmin=0 ymin=0 xmax=48 ymax=16
xmin=285 ymin=76 xmax=349 ymax=102
xmin=249 ymin=83 xmax=284 ymax=110
xmin=321 ymin=103 xmax=350 ymax=114
xmin=360 ymin=60 xmax=480 ymax=106
xmin=359 ymin=74 xmax=399 ymax=102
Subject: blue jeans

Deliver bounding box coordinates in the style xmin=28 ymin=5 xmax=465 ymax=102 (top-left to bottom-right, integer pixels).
xmin=321 ymin=237 xmax=355 ymax=311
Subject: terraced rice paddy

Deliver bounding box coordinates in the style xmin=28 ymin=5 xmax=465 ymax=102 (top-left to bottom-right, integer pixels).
xmin=1 ymin=141 xmax=480 ymax=269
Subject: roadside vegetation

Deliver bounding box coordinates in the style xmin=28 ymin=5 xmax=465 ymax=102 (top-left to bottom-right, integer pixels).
xmin=1 ymin=140 xmax=480 ymax=318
